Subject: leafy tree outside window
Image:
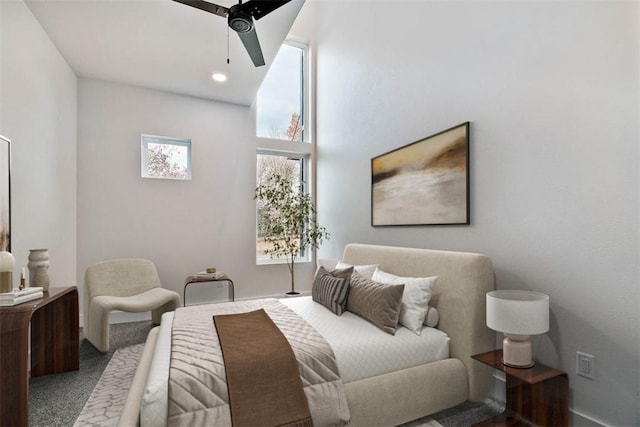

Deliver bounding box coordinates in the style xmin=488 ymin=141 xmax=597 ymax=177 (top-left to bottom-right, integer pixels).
xmin=141 ymin=134 xmax=191 ymax=180
xmin=256 ymin=153 xmax=303 ymax=262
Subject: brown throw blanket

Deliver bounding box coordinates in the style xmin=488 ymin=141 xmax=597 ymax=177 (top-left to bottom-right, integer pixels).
xmin=213 ymin=309 xmax=313 ymax=427
xmin=168 ymin=298 xmax=350 ymax=427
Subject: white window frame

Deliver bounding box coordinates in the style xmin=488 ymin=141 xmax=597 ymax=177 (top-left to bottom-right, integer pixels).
xmin=256 ymin=39 xmax=310 ymax=144
xmin=254 ymin=37 xmax=314 ymax=265
xmin=255 ymin=150 xmax=311 ymax=265
xmin=141 ymin=134 xmax=192 ymax=180
xmin=289 ymin=38 xmax=307 ymax=143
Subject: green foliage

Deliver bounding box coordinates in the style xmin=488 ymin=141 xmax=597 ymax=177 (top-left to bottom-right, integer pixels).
xmin=255 ymin=174 xmax=329 ymax=292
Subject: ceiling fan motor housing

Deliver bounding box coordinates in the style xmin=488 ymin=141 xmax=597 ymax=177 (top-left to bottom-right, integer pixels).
xmin=228 ymin=5 xmax=253 ymax=33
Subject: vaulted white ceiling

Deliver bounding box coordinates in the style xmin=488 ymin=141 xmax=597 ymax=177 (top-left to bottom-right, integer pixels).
xmin=25 ymin=0 xmax=305 ymax=106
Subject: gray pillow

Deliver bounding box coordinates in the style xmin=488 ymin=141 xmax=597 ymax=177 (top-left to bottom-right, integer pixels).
xmin=346 ymin=271 xmax=405 ymax=335
xmin=312 ymin=266 xmax=353 ymax=315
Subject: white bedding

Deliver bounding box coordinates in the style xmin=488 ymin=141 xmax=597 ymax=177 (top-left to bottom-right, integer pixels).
xmin=281 ymin=296 xmax=449 ymax=383
xmin=140 ymin=297 xmax=449 ymax=426
xmin=141 ymin=312 xmax=174 ymax=427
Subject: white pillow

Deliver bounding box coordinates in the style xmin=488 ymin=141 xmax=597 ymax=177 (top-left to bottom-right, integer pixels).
xmin=371 ymin=268 xmax=438 ymax=335
xmin=335 ymin=262 xmax=379 ymax=280
xmin=424 ymin=306 xmax=440 ymax=328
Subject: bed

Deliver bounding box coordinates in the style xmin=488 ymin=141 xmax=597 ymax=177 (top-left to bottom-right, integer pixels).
xmin=118 ymin=243 xmax=495 ymax=427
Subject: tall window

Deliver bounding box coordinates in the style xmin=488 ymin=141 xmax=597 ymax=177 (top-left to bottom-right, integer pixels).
xmin=255 ymin=152 xmax=306 ymax=263
xmin=255 ymin=40 xmax=311 ymax=264
xmin=256 ymin=42 xmax=305 ymax=142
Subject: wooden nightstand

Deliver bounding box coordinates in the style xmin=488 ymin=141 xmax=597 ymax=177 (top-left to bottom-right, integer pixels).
xmin=472 ymin=349 xmax=569 ymax=427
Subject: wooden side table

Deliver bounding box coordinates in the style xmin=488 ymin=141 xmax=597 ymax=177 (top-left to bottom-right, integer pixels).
xmin=472 ymin=349 xmax=568 ymax=427
xmin=184 ymin=275 xmax=234 ymax=306
xmin=0 ymin=286 xmax=79 ymax=426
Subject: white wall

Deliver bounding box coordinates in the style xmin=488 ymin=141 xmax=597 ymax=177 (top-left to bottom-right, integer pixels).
xmin=77 ymin=79 xmax=317 ymax=313
xmin=3 ymin=0 xmax=637 ymax=423
xmin=0 ymin=0 xmax=77 ymax=288
xmin=308 ymin=1 xmax=638 ymax=425
xmin=0 ymin=2 xmax=3 ymax=130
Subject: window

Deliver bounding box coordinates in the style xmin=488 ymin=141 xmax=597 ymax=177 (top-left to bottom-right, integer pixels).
xmin=256 ymin=152 xmax=307 ymax=263
xmin=256 ymin=42 xmax=305 ymax=142
xmin=255 ymin=39 xmax=312 ymax=264
xmin=141 ymin=134 xmax=192 ymax=180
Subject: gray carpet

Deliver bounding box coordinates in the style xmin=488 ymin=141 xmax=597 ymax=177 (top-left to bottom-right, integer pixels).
xmin=29 ymin=321 xmax=155 ymax=427
xmin=29 ymin=321 xmax=502 ymax=426
xmin=431 ymin=399 xmax=504 ymax=426
xmin=74 ymin=344 xmax=146 ymax=427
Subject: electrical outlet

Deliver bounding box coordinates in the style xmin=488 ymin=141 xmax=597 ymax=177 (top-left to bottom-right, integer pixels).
xmin=576 ymin=352 xmax=595 ymax=380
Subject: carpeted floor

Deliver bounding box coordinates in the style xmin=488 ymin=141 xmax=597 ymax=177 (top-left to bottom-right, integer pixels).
xmin=29 ymin=321 xmax=155 ymax=427
xmin=73 ymin=343 xmax=146 ymax=427
xmin=29 ymin=320 xmax=502 ymax=426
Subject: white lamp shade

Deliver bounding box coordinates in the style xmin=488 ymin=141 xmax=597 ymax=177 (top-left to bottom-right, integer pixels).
xmin=0 ymin=251 xmax=15 ymax=272
xmin=487 ymin=290 xmax=549 ymax=336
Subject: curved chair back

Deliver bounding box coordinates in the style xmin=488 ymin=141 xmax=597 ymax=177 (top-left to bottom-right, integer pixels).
xmin=85 ymin=258 xmax=162 ymax=300
xmin=83 ymin=258 xmax=162 ymax=333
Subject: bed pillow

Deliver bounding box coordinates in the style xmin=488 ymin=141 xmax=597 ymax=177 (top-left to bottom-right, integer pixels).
xmin=335 ymin=262 xmax=379 ymax=279
xmin=371 ymin=268 xmax=438 ymax=335
xmin=312 ymin=266 xmax=353 ymax=315
xmin=424 ymin=306 xmax=440 ymax=328
xmin=346 ymin=271 xmax=404 ymax=335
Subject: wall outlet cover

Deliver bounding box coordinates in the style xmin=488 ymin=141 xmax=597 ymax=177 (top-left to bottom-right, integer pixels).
xmin=576 ymin=351 xmax=595 ymax=380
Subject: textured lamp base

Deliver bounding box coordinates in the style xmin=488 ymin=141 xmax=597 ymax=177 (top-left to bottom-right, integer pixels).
xmin=503 ymin=335 xmax=534 ymax=368
xmin=0 ymin=271 xmax=12 ymax=293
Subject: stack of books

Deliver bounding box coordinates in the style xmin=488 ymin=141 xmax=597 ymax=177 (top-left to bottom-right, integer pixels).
xmin=0 ymin=287 xmax=44 ymax=307
xmin=195 ymin=271 xmax=225 ymax=279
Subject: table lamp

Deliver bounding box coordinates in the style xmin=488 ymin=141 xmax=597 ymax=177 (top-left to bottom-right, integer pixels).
xmin=486 ymin=290 xmax=549 ymax=368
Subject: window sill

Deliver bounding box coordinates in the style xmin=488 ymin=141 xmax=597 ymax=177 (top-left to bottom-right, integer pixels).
xmin=256 ymin=258 xmax=312 ymax=266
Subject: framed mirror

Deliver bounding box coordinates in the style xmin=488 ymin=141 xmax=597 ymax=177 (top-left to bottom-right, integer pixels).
xmin=0 ymin=135 xmax=11 ymax=251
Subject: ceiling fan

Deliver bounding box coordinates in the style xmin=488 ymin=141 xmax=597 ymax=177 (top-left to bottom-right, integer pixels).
xmin=173 ymin=0 xmax=292 ymax=67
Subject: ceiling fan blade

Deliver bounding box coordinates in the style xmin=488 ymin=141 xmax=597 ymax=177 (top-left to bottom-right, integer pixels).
xmin=172 ymin=0 xmax=228 ymax=17
xmin=237 ymin=26 xmax=265 ymax=67
xmin=240 ymin=0 xmax=292 ymax=20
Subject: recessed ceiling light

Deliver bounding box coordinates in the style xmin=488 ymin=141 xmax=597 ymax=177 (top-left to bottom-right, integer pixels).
xmin=212 ymin=73 xmax=227 ymax=82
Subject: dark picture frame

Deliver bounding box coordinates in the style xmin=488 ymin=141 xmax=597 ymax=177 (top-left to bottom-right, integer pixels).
xmin=371 ymin=122 xmax=470 ymax=226
xmin=0 ymin=135 xmax=10 ymax=251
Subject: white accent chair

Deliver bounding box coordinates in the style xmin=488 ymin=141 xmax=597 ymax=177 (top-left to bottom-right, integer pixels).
xmin=84 ymin=258 xmax=181 ymax=352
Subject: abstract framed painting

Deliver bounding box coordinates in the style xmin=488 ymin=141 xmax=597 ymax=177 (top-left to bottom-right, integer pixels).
xmin=0 ymin=135 xmax=10 ymax=250
xmin=371 ymin=122 xmax=470 ymax=226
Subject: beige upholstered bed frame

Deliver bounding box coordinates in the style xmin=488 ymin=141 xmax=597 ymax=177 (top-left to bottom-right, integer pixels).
xmin=339 ymin=244 xmax=495 ymax=426
xmin=119 ymin=244 xmax=495 ymax=427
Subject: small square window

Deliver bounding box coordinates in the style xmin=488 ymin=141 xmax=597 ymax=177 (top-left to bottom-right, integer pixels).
xmin=141 ymin=134 xmax=192 ymax=180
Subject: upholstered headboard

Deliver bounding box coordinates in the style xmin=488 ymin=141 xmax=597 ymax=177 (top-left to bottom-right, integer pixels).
xmin=342 ymin=243 xmax=495 ymax=401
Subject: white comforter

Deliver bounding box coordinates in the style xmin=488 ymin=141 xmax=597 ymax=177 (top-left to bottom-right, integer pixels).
xmin=140 ymin=296 xmax=450 ymax=426
xmin=281 ymin=296 xmax=449 ymax=382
